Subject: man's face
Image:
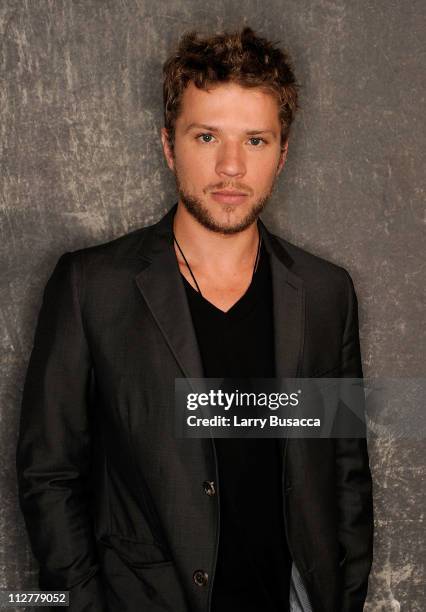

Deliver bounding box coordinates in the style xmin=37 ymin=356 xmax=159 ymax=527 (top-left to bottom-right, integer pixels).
xmin=161 ymin=81 xmax=288 ymax=234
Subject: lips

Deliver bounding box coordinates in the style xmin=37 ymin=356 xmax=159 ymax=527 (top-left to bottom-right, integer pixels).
xmin=212 ymin=190 xmax=248 ymax=196
xmin=210 ymin=190 xmax=249 ymax=204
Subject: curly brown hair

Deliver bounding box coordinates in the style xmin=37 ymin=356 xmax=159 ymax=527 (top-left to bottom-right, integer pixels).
xmin=163 ymin=27 xmax=300 ymax=153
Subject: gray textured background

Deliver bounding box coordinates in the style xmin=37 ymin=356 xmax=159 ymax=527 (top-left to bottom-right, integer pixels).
xmin=1 ymin=1 xmax=425 ymax=610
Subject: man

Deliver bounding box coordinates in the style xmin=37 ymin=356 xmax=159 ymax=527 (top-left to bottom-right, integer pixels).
xmin=16 ymin=27 xmax=374 ymax=612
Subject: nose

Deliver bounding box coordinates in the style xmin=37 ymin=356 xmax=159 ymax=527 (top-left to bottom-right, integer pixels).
xmin=215 ymin=141 xmax=246 ymax=178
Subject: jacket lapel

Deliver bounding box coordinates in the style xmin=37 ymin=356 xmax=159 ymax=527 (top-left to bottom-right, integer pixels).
xmin=134 ymin=205 xmax=205 ymax=380
xmin=258 ymin=221 xmax=306 ymax=459
xmin=259 ymin=220 xmax=306 ymax=380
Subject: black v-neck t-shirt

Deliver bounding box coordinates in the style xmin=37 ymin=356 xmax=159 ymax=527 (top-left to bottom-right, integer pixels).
xmin=182 ymin=242 xmax=292 ymax=611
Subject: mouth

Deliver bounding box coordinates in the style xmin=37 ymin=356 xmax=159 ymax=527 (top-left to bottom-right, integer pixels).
xmin=210 ymin=190 xmax=249 ymax=204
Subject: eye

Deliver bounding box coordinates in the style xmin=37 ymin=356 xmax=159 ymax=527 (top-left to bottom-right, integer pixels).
xmin=196 ymin=133 xmax=216 ymax=143
xmin=248 ymin=137 xmax=266 ymax=146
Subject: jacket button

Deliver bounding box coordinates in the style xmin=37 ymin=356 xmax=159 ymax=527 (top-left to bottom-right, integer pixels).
xmin=202 ymin=480 xmax=216 ymax=496
xmin=193 ymin=569 xmax=208 ymax=586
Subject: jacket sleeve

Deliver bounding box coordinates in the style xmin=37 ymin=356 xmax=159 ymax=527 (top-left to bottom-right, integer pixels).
xmin=16 ymin=252 xmax=107 ymax=611
xmin=335 ymin=270 xmax=374 ymax=612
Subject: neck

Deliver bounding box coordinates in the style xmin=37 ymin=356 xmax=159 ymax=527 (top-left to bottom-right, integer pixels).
xmin=173 ymin=201 xmax=260 ymax=275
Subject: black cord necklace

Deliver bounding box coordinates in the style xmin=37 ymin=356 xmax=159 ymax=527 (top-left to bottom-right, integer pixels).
xmin=173 ymin=231 xmax=262 ymax=298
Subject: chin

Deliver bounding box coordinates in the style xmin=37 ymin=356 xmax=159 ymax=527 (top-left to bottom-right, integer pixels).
xmin=179 ymin=189 xmax=269 ymax=235
xmin=215 ymin=209 xmax=250 ymax=226
xmin=205 ymin=209 xmax=261 ymax=235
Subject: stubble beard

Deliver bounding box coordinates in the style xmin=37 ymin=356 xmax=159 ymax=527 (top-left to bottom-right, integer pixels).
xmin=174 ymin=169 xmax=276 ymax=236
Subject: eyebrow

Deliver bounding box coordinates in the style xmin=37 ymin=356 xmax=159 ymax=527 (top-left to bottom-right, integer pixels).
xmin=184 ymin=123 xmax=277 ymax=137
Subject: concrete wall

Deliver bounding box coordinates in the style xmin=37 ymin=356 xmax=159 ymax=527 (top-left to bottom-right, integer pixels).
xmin=1 ymin=1 xmax=424 ymax=610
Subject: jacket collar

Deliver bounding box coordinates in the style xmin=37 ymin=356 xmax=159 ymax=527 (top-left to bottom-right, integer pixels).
xmin=135 ymin=204 xmax=305 ymax=380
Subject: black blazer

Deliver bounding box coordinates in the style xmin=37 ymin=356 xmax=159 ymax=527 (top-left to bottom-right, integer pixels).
xmin=16 ymin=204 xmax=374 ymax=612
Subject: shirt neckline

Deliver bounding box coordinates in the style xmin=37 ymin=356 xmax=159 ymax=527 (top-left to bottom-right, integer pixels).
xmin=181 ymin=243 xmax=267 ymax=318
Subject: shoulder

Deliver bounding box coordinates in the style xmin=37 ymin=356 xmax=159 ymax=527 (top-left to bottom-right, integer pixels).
xmin=57 ymin=216 xmax=161 ymax=279
xmin=266 ymin=233 xmax=362 ymax=368
xmin=268 ymin=230 xmax=354 ymax=289
xmin=266 ymin=230 xmax=359 ymax=327
xmin=47 ymin=218 xmax=162 ymax=311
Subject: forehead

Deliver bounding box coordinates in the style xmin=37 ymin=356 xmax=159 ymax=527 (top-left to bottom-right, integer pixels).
xmin=176 ymin=81 xmax=280 ymax=130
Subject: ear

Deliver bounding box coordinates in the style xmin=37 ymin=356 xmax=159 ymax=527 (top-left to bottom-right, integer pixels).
xmin=161 ymin=127 xmax=175 ymax=172
xmin=276 ymin=139 xmax=289 ymax=175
